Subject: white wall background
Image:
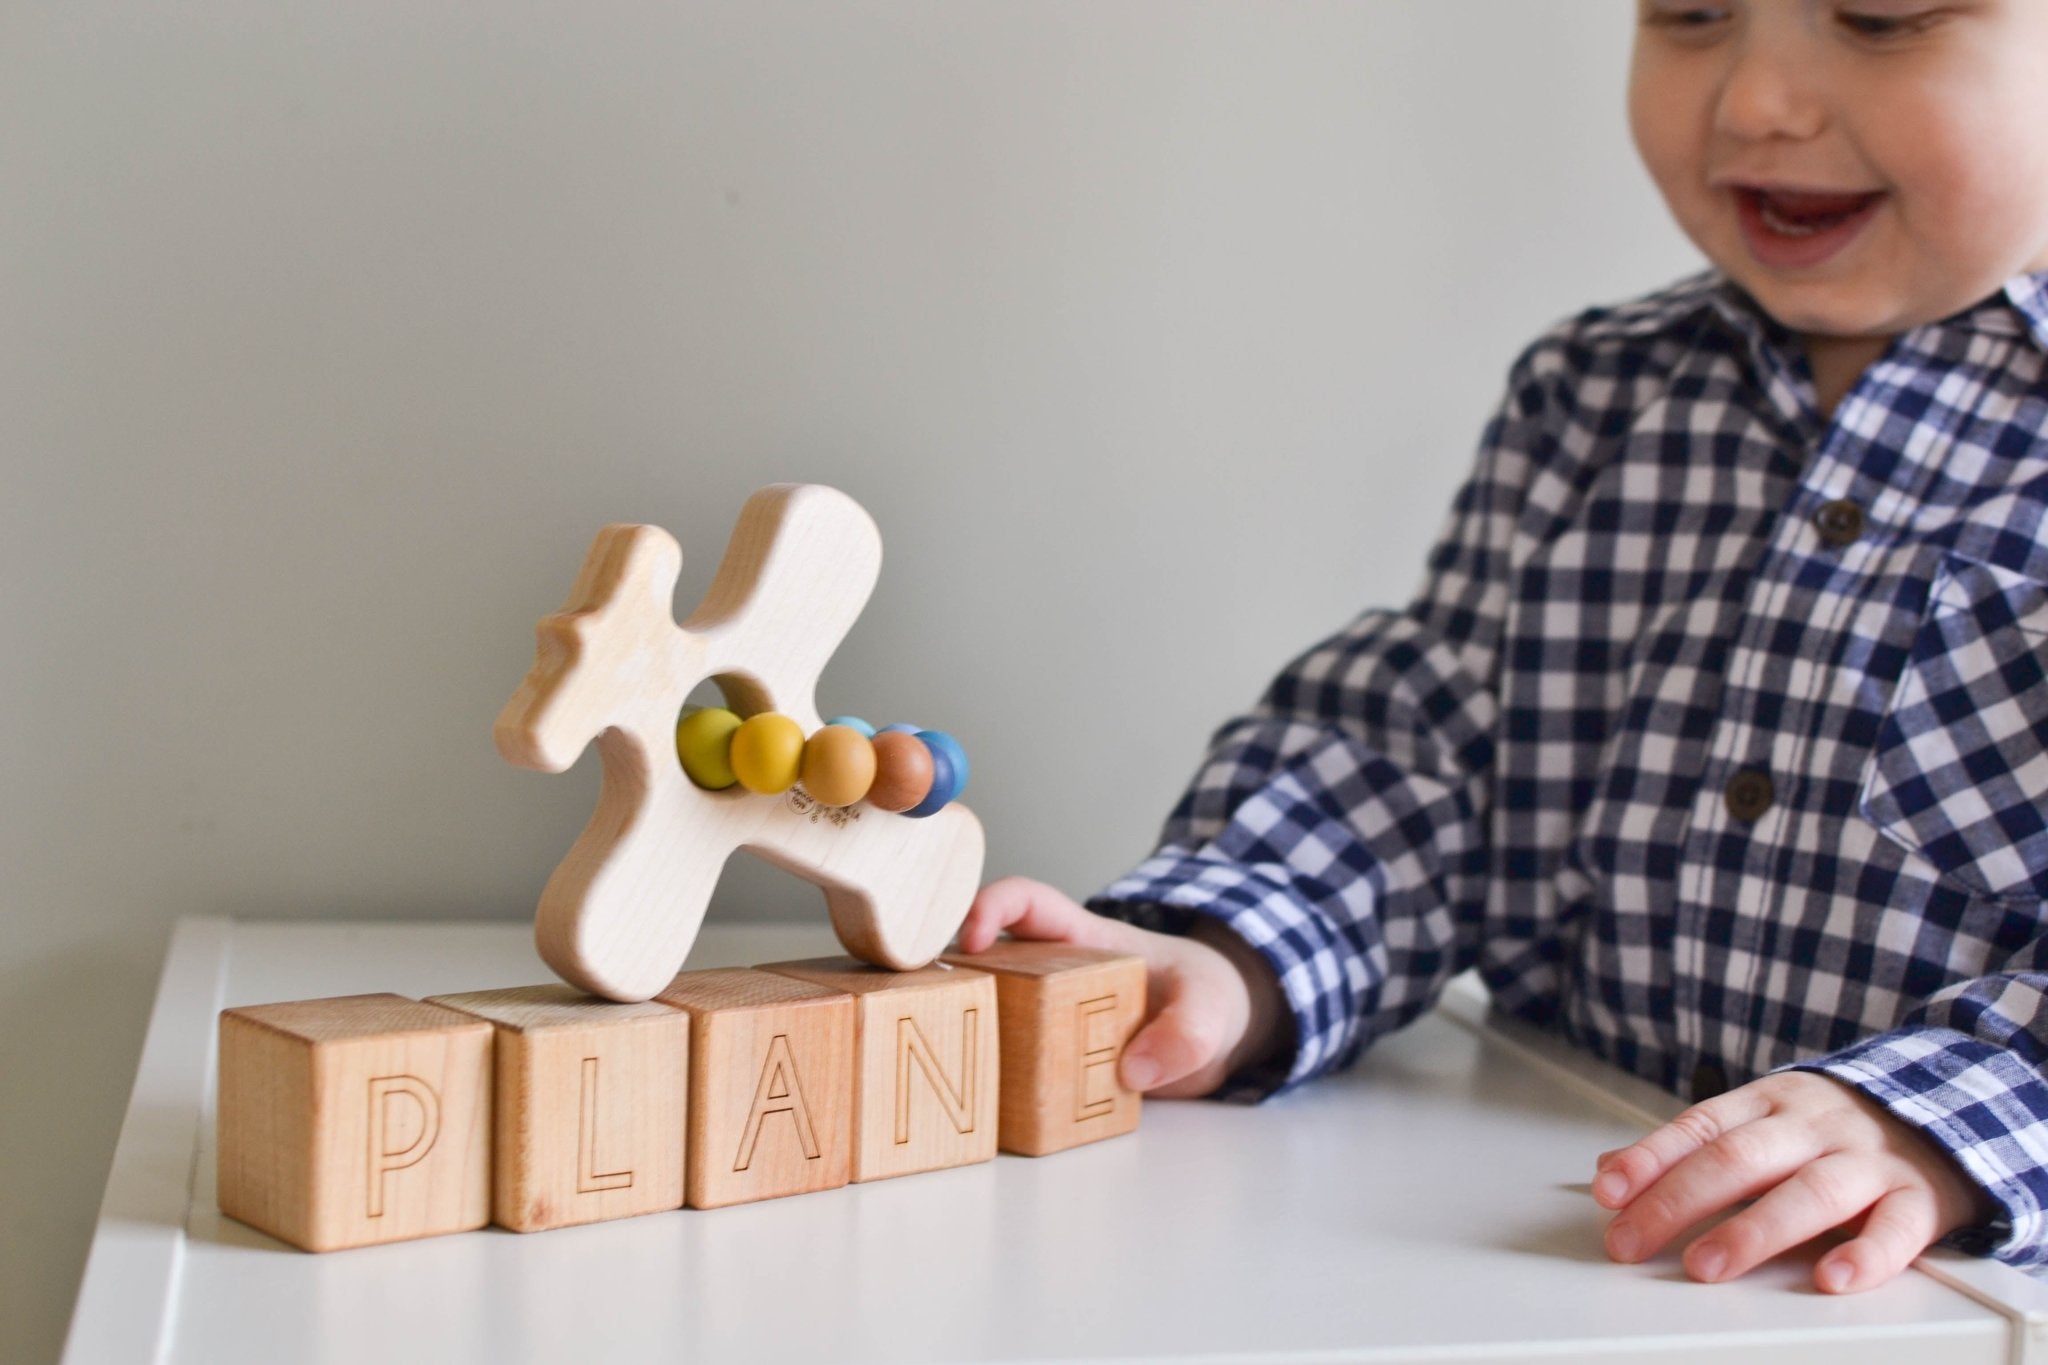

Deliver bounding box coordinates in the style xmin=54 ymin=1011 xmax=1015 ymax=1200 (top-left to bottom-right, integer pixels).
xmin=1 ymin=3 xmax=1698 ymax=1357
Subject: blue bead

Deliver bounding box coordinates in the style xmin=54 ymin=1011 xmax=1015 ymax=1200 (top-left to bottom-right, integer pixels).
xmin=876 ymin=722 xmax=921 ymax=736
xmin=904 ymin=735 xmax=963 ymax=818
xmin=915 ymin=729 xmax=968 ymax=798
xmin=825 ymin=715 xmax=876 ymax=738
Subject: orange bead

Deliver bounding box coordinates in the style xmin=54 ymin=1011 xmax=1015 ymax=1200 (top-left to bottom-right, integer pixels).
xmin=800 ymin=725 xmax=877 ymax=807
xmin=866 ymin=730 xmax=935 ymax=812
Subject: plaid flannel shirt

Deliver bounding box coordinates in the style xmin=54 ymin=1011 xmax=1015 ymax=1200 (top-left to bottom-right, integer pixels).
xmin=1092 ymin=268 xmax=2048 ymax=1267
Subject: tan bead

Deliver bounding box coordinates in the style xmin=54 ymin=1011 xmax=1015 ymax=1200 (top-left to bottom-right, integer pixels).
xmin=866 ymin=730 xmax=935 ymax=812
xmin=800 ymin=725 xmax=877 ymax=807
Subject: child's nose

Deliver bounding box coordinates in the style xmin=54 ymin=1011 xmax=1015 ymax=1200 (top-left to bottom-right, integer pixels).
xmin=1712 ymin=36 xmax=1827 ymax=144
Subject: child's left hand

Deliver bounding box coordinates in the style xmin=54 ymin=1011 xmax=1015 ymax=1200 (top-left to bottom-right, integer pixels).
xmin=1592 ymin=1070 xmax=1996 ymax=1293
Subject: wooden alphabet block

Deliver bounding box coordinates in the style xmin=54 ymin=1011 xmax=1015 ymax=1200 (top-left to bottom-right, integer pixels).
xmin=427 ymin=985 xmax=689 ymax=1233
xmin=217 ymin=994 xmax=491 ymax=1251
xmin=759 ymin=956 xmax=998 ymax=1183
xmin=939 ymin=941 xmax=1146 ymax=1156
xmin=654 ymin=969 xmax=855 ymax=1208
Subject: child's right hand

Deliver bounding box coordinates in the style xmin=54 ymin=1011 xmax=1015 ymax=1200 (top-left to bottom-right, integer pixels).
xmin=958 ymin=876 xmax=1290 ymax=1098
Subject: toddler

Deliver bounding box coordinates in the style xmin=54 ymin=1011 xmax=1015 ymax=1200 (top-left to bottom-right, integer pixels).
xmin=962 ymin=0 xmax=2048 ymax=1294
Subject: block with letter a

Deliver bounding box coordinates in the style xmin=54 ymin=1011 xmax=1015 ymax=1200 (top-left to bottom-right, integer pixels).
xmin=759 ymin=956 xmax=998 ymax=1182
xmin=216 ymin=994 xmax=492 ymax=1251
xmin=428 ymin=984 xmax=689 ymax=1232
xmin=654 ymin=969 xmax=855 ymax=1208
xmin=940 ymin=941 xmax=1146 ymax=1156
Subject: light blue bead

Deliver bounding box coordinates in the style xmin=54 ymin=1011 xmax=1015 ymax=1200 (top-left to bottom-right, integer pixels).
xmin=876 ymin=722 xmax=921 ymax=737
xmin=825 ymin=715 xmax=876 ymax=738
xmin=905 ymin=733 xmax=964 ymax=818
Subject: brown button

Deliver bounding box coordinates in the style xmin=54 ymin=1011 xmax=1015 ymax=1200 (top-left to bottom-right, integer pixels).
xmin=1813 ymin=499 xmax=1865 ymax=547
xmin=1690 ymin=1060 xmax=1728 ymax=1100
xmin=1724 ymin=767 xmax=1774 ymax=823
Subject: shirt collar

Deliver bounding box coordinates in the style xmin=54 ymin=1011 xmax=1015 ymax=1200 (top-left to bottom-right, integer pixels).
xmin=1701 ymin=268 xmax=2048 ymax=357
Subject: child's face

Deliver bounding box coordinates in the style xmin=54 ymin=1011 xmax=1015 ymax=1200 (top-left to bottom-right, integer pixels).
xmin=1629 ymin=1 xmax=2048 ymax=342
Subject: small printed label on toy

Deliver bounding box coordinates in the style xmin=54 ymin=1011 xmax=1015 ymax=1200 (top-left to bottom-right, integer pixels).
xmin=788 ymin=788 xmax=862 ymax=829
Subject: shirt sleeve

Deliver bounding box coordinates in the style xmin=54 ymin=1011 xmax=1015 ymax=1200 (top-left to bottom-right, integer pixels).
xmin=1785 ymin=948 xmax=2048 ymax=1267
xmin=1089 ymin=339 xmax=1566 ymax=1101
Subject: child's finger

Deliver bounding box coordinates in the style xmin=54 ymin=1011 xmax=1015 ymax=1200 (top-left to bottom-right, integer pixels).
xmin=1602 ymin=1117 xmax=1809 ymax=1263
xmin=1815 ymin=1186 xmax=1941 ymax=1294
xmin=1680 ymin=1152 xmax=1885 ymax=1283
xmin=957 ymin=877 xmax=1082 ymax=952
xmin=1119 ymin=976 xmax=1231 ymax=1095
xmin=1593 ymin=1087 xmax=1779 ymax=1209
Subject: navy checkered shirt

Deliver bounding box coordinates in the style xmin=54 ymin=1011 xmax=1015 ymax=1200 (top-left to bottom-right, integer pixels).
xmin=1092 ymin=268 xmax=2048 ymax=1267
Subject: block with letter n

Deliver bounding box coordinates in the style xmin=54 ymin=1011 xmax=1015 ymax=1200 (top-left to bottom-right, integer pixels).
xmin=760 ymin=956 xmax=998 ymax=1182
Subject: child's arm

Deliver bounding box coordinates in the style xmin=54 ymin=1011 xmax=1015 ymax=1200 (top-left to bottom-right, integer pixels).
xmin=960 ymin=876 xmax=1292 ymax=1096
xmin=1593 ymin=1070 xmax=1996 ymax=1294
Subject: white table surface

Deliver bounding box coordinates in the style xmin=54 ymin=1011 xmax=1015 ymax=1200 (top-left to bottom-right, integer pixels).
xmin=62 ymin=916 xmax=2048 ymax=1364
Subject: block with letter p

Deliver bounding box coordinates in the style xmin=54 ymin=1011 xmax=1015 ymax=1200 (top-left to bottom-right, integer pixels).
xmin=940 ymin=941 xmax=1146 ymax=1156
xmin=216 ymin=994 xmax=492 ymax=1251
xmin=760 ymin=956 xmax=998 ymax=1182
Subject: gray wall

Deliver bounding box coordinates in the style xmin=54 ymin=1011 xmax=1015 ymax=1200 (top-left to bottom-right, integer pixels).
xmin=2 ymin=3 xmax=1696 ymax=1358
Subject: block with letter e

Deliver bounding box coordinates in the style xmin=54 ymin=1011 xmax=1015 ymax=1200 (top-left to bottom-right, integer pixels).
xmin=760 ymin=956 xmax=998 ymax=1182
xmin=427 ymin=985 xmax=688 ymax=1232
xmin=654 ymin=969 xmax=855 ymax=1208
xmin=216 ymin=994 xmax=492 ymax=1251
xmin=940 ymin=940 xmax=1146 ymax=1156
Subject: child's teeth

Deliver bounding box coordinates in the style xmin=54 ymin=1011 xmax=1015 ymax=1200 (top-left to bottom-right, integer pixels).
xmin=1761 ymin=198 xmax=1825 ymax=237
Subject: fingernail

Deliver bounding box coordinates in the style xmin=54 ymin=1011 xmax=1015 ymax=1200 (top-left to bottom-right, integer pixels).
xmin=1692 ymin=1246 xmax=1727 ymax=1282
xmin=1817 ymin=1257 xmax=1852 ymax=1293
xmin=1121 ymin=1055 xmax=1160 ymax=1091
xmin=1593 ymin=1171 xmax=1629 ymax=1205
xmin=1607 ymin=1225 xmax=1639 ymax=1263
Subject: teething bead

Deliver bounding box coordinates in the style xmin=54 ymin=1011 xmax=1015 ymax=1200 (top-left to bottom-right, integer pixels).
xmin=876 ymin=722 xmax=921 ymax=737
xmin=729 ymin=712 xmax=805 ymax=794
xmin=866 ymin=730 xmax=935 ymax=812
xmin=905 ymin=735 xmax=962 ymax=818
xmin=801 ymin=725 xmax=877 ymax=807
xmin=676 ymin=706 xmax=743 ymax=790
xmin=914 ymin=729 xmax=968 ymax=799
xmin=825 ymin=715 xmax=876 ymax=738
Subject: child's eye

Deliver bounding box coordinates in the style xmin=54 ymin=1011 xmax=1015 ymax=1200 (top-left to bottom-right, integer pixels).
xmin=1834 ymin=7 xmax=1943 ymax=40
xmin=1641 ymin=4 xmax=1732 ymax=27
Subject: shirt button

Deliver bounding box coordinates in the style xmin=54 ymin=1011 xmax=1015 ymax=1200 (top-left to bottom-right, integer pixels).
xmin=1690 ymin=1060 xmax=1728 ymax=1101
xmin=1812 ymin=499 xmax=1865 ymax=547
xmin=1724 ymin=767 xmax=1775 ymax=823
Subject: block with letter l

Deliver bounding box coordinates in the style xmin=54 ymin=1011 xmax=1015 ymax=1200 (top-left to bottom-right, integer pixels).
xmin=216 ymin=994 xmax=492 ymax=1251
xmin=940 ymin=940 xmax=1146 ymax=1156
xmin=428 ymin=984 xmax=688 ymax=1232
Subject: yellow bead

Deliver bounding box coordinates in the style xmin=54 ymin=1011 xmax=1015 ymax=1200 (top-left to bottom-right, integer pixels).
xmin=675 ymin=706 xmax=742 ymax=790
xmin=800 ymin=725 xmax=877 ymax=807
xmin=729 ymin=712 xmax=806 ymax=794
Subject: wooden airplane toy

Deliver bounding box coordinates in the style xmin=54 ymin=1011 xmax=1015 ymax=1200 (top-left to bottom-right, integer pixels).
xmin=493 ymin=484 xmax=986 ymax=1001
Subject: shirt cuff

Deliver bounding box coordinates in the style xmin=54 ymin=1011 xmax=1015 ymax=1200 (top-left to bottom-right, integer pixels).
xmin=1785 ymin=1026 xmax=2048 ymax=1266
xmin=1089 ymin=848 xmax=1374 ymax=1102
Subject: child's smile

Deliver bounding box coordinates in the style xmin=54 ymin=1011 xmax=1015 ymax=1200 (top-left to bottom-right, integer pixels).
xmin=1629 ymin=0 xmax=2048 ymax=372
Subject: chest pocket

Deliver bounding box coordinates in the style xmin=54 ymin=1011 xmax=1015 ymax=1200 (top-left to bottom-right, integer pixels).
xmin=1859 ymin=554 xmax=2048 ymax=900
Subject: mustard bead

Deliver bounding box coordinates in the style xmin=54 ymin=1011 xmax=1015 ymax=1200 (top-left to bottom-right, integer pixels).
xmin=675 ymin=706 xmax=742 ymax=790
xmin=801 ymin=724 xmax=878 ymax=807
xmin=729 ymin=712 xmax=806 ymax=794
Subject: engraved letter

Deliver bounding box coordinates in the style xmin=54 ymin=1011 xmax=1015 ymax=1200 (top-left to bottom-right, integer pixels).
xmin=366 ymin=1074 xmax=440 ymax=1218
xmin=1075 ymin=996 xmax=1121 ymax=1121
xmin=734 ymin=1034 xmax=821 ymax=1171
xmin=577 ymin=1056 xmax=634 ymax=1193
xmin=895 ymin=1010 xmax=978 ymax=1144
